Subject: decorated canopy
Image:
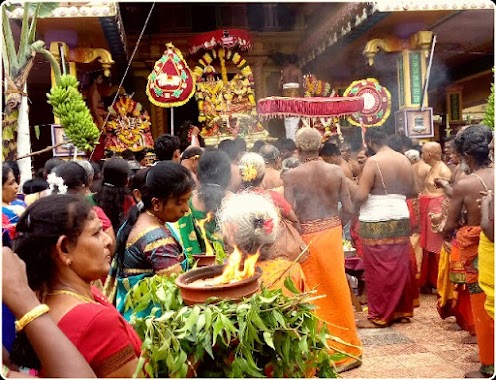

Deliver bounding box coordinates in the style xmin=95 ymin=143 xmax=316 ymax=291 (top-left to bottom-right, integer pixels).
xmin=146 ymin=43 xmax=196 ymax=108
xmin=257 ymin=96 xmax=365 ymax=119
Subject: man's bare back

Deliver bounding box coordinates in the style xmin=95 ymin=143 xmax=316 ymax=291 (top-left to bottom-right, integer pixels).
xmin=261 ymin=168 xmax=283 ymax=190
xmin=448 ymin=167 xmax=494 ymax=227
xmin=281 ymin=64 xmax=303 ymax=86
xmin=283 ymin=161 xmax=351 ymax=222
xmin=358 ymin=148 xmax=416 ymax=198
xmin=412 ymin=160 xmax=430 ymax=194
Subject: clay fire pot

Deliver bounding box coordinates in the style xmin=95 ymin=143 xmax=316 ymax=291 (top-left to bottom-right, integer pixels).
xmin=175 ymin=265 xmax=263 ymax=305
xmin=192 ymin=254 xmax=216 ymax=267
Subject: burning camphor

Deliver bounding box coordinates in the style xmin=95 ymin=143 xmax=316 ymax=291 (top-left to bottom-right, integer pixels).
xmin=193 ymin=245 xmax=260 ymax=286
xmin=197 ymin=212 xmax=215 ymax=256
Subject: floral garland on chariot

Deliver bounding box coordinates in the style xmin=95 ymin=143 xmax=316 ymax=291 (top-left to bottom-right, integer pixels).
xmin=104 ymin=95 xmax=154 ymax=153
xmin=194 ymin=49 xmax=263 ymax=138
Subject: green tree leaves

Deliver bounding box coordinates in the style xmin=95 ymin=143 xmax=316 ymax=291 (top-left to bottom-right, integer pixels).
xmin=126 ymin=275 xmax=346 ymax=378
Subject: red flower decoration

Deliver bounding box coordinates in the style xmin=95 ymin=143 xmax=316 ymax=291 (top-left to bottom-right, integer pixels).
xmin=263 ymin=218 xmax=274 ymax=234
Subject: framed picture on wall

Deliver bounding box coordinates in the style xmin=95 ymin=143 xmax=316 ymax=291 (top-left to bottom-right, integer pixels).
xmin=394 ymin=108 xmax=434 ymax=138
xmin=50 ymin=124 xmax=85 ymax=157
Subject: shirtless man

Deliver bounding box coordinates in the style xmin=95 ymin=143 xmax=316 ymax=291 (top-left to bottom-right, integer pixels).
xmin=443 ymin=128 xmax=494 ymax=378
xmin=340 ymin=142 xmax=361 ymax=179
xmin=443 ymin=136 xmax=458 ymax=173
xmin=280 ymin=54 xmax=303 ymax=95
xmin=417 ymin=142 xmax=452 ymax=294
xmin=319 ymin=142 xmax=353 ymax=179
xmin=283 ymin=127 xmax=362 ymax=372
xmin=280 ymin=55 xmax=303 ymax=140
xmin=259 ymin=144 xmax=284 ymax=190
xmin=354 ymin=126 xmax=417 ymax=328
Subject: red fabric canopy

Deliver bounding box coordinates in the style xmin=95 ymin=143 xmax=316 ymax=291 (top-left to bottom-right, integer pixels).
xmin=188 ymin=29 xmax=252 ymax=54
xmin=257 ymin=96 xmax=365 ymax=118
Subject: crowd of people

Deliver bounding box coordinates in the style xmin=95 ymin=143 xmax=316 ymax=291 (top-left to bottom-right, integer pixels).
xmin=1 ymin=123 xmax=494 ymax=378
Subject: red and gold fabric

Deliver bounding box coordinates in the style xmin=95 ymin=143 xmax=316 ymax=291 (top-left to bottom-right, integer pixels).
xmin=257 ymin=96 xmax=364 ymax=119
xmin=146 ymin=43 xmax=196 ymax=108
xmin=418 ymin=193 xmax=445 ymax=254
xmin=360 ymin=217 xmax=417 ymax=326
xmin=456 ymin=225 xmax=481 ymax=286
xmin=41 ymin=287 xmax=142 ymax=378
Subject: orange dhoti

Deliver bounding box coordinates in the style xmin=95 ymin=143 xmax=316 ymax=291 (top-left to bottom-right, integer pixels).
xmin=300 ymin=217 xmax=362 ymax=372
xmin=457 ymin=226 xmax=494 ymax=376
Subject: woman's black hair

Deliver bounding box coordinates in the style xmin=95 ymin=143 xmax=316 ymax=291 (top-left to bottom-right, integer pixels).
xmin=251 ymin=140 xmax=266 ymax=153
xmin=114 ymin=162 xmax=195 ymax=272
xmin=2 ymin=163 xmax=14 ymax=185
xmin=131 ymin=168 xmax=150 ymax=198
xmin=5 ymin=161 xmax=20 ymax=184
xmin=197 ymin=149 xmax=231 ymax=214
xmin=386 ymin=135 xmax=404 ymax=152
xmin=53 ymin=162 xmax=88 ymax=192
xmin=93 ymin=157 xmax=131 ymax=231
xmin=10 ymin=194 xmax=93 ymax=369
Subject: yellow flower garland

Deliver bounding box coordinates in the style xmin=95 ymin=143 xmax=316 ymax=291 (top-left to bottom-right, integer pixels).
xmin=240 ymin=164 xmax=257 ymax=182
xmin=218 ymin=48 xmax=228 ymax=84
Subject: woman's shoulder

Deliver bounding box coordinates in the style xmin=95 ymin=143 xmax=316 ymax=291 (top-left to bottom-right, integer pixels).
xmin=57 ymin=295 xmax=127 ymax=333
xmin=127 ymin=223 xmax=171 ymax=248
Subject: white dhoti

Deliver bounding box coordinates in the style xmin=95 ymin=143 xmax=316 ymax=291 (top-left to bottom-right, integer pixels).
xmin=282 ymin=83 xmax=300 ymax=140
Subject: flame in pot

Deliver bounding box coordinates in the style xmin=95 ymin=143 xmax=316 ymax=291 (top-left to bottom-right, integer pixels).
xmin=197 ymin=212 xmax=215 ymax=256
xmin=204 ymin=245 xmax=260 ymax=286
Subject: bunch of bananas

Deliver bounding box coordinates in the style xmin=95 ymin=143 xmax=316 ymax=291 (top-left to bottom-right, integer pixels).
xmin=47 ymin=74 xmax=100 ymax=151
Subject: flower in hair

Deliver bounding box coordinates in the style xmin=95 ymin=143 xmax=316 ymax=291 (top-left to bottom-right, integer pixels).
xmin=46 ymin=173 xmax=67 ymax=195
xmin=263 ymin=218 xmax=274 ymax=234
xmin=240 ymin=163 xmax=257 ymax=182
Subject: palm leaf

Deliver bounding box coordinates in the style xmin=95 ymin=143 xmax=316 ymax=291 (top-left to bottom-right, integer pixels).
xmin=2 ymin=5 xmax=19 ymax=74
xmin=17 ymin=4 xmax=31 ymax=67
xmin=34 ymin=2 xmax=59 ymax=18
xmin=27 ymin=2 xmax=40 ymax=43
xmin=2 ymin=28 xmax=11 ymax=74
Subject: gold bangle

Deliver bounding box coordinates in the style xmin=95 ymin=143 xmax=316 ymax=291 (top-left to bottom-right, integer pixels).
xmin=15 ymin=304 xmax=50 ymax=332
xmin=3 ymin=364 xmax=10 ymax=378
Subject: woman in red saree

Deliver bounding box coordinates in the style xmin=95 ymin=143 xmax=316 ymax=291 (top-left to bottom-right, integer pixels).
xmin=11 ymin=195 xmax=142 ymax=377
